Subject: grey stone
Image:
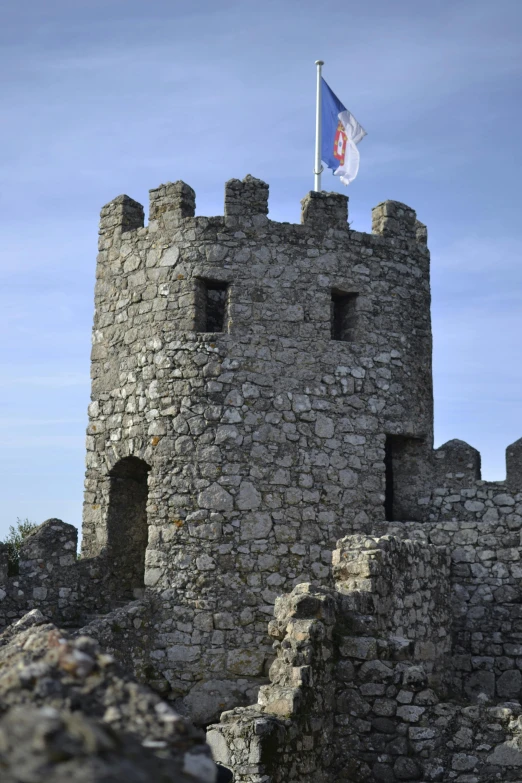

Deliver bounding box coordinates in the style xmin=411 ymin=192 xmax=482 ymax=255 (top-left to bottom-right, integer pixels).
xmin=464 ymin=671 xmax=495 ymax=701
xmin=497 ymin=669 xmax=522 ymax=698
xmin=487 ymin=740 xmax=522 ymax=766
xmin=198 ymin=483 xmax=234 ymax=512
xmin=236 ymin=481 xmax=262 ymax=510
xmin=3 ymin=172 xmax=522 ymax=783
xmin=394 ymin=756 xmax=422 ymax=780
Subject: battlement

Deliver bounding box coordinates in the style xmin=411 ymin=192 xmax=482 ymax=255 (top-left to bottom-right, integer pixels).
xmin=0 ymin=519 xmax=113 ymax=629
xmin=434 ymin=437 xmax=522 ymax=487
xmin=19 ymin=518 xmax=77 ymax=578
xmin=332 ymin=534 xmax=450 ymax=655
xmin=148 ymin=180 xmax=196 ymax=224
xmin=99 ymin=174 xmax=426 ymax=244
xmin=98 ymin=195 xmax=144 ymax=249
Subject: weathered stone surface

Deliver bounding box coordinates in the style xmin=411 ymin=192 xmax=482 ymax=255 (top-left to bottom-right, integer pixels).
xmin=0 ymin=611 xmax=215 ymax=782
xmin=497 ymin=669 xmax=522 ymax=698
xmin=1 ymin=174 xmax=522 ymax=781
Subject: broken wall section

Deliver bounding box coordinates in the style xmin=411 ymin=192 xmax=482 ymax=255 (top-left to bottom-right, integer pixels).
xmin=397 ymin=437 xmax=522 ymax=702
xmin=208 ymin=534 xmax=452 ymax=782
xmin=0 ymin=519 xmax=113 ymax=629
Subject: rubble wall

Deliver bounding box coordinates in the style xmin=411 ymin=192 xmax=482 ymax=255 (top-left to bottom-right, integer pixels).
xmin=377 ymin=438 xmax=522 ymax=703
xmin=0 ymin=519 xmax=112 ymax=630
xmin=208 ymin=535 xmax=522 ymax=782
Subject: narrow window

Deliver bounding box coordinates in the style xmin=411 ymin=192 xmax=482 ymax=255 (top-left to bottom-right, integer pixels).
xmin=196 ymin=280 xmax=229 ymax=333
xmin=331 ymin=291 xmax=358 ymax=341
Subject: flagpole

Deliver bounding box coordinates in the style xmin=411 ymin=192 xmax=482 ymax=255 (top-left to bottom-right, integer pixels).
xmin=314 ymin=60 xmax=324 ymax=192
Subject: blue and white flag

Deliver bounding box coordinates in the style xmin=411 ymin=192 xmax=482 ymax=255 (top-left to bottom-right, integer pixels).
xmin=321 ymin=78 xmax=366 ymax=185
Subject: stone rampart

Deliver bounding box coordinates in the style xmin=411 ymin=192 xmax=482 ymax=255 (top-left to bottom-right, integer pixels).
xmin=208 ymin=534 xmax=522 ymax=782
xmin=0 ymin=519 xmax=113 ymax=629
xmin=208 ymin=534 xmax=453 ymax=781
xmin=383 ymin=437 xmax=522 ymax=703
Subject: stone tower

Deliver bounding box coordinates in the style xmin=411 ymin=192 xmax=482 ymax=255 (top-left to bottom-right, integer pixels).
xmin=81 ymin=175 xmax=433 ymax=720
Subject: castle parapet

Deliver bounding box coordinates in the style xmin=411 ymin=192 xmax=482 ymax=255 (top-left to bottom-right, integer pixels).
xmin=372 ymin=199 xmax=417 ymax=239
xmin=148 ymin=180 xmax=195 ymax=226
xmin=506 ymin=437 xmax=522 ymax=489
xmin=0 ymin=519 xmax=114 ymax=630
xmin=224 ymin=174 xmax=268 ymax=227
xmin=300 ymin=190 xmax=348 ymax=229
xmin=19 ymin=519 xmax=78 ymax=579
xmin=434 ymin=439 xmax=481 ymax=484
xmin=98 ymin=195 xmax=144 ymax=250
xmin=332 ymin=534 xmax=450 ymax=659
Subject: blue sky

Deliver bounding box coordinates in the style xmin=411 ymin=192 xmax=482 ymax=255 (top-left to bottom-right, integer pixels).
xmin=0 ymin=0 xmax=521 ymax=538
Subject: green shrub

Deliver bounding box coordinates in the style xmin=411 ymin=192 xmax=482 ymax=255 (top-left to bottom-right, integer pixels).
xmin=2 ymin=518 xmax=38 ymax=576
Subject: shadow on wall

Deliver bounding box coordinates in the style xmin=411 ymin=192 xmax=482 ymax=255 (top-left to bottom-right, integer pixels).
xmin=384 ymin=435 xmax=429 ymax=521
xmin=107 ymin=457 xmax=151 ymax=599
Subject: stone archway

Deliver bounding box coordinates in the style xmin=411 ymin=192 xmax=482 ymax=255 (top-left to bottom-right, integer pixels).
xmin=107 ymin=456 xmax=151 ymax=598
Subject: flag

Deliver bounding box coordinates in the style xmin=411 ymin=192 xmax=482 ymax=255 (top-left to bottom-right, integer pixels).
xmin=321 ymin=78 xmax=366 ymax=186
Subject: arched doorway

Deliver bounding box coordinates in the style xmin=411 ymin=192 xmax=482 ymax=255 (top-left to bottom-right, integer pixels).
xmin=107 ymin=457 xmax=151 ymax=598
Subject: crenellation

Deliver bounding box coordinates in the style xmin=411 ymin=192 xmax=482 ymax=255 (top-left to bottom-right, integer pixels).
xmin=19 ymin=518 xmax=78 ymax=576
xmin=433 ymin=438 xmax=482 ymax=485
xmin=99 ymin=194 xmax=145 ymax=247
xmin=224 ymin=174 xmax=269 ymax=227
xmin=506 ymin=436 xmax=522 ymax=489
xmin=371 ymin=199 xmax=417 ymax=239
xmin=300 ymin=190 xmax=349 ymax=229
xmin=415 ymin=218 xmax=428 ymax=245
xmin=149 ymin=180 xmax=196 ymax=223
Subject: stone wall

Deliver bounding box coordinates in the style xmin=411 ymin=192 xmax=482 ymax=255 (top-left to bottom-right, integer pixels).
xmin=0 ymin=609 xmax=216 ymax=783
xmin=80 ymin=175 xmax=433 ymax=719
xmin=208 ymin=534 xmax=522 ymax=782
xmin=0 ymin=519 xmax=113 ymax=629
xmin=379 ymin=438 xmax=522 ymax=704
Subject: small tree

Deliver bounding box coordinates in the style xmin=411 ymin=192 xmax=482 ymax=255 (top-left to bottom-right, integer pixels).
xmin=2 ymin=518 xmax=38 ymax=576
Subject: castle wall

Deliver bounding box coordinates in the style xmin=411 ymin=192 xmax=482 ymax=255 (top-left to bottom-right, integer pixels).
xmin=379 ymin=438 xmax=522 ymax=705
xmin=0 ymin=519 xmax=112 ymax=629
xmin=209 ymin=536 xmax=522 ymax=783
xmin=3 ymin=171 xmax=522 ymax=778
xmin=81 ymin=176 xmax=433 ymax=720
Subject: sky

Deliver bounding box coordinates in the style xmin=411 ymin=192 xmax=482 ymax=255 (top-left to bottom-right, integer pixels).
xmin=0 ymin=0 xmax=521 ymax=539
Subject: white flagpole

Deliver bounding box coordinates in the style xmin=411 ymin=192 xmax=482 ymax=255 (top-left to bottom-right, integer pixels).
xmin=314 ymin=60 xmax=324 ymax=192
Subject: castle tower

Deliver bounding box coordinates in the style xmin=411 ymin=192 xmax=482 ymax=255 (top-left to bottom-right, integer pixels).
xmin=82 ymin=176 xmax=433 ymax=720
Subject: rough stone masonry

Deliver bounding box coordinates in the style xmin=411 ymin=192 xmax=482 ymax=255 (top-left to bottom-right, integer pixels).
xmin=1 ymin=174 xmax=521 ymax=781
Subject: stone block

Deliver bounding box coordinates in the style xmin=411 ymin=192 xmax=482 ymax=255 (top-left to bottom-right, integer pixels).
xmin=340 ymin=636 xmax=377 ymax=660
xmin=464 ymin=670 xmax=495 ymax=702
xmin=224 ymin=175 xmax=268 ymax=225
xmin=497 ymin=669 xmax=522 ymax=698
xmin=300 ymin=191 xmax=348 ymax=229
xmin=372 ymin=200 xmax=416 ymax=239
xmin=506 ymin=437 xmax=522 ymax=489
xmin=149 ymin=180 xmax=195 ymax=221
xmin=227 ymin=649 xmax=265 ymax=676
